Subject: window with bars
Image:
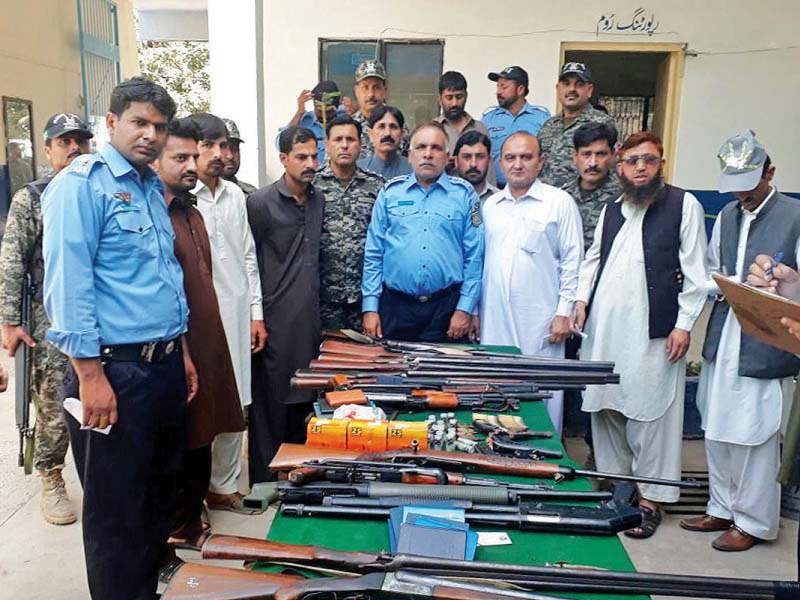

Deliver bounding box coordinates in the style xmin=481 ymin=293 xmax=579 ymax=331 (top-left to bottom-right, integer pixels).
xmin=77 ymin=0 xmax=121 ymax=144
xmin=320 ymin=39 xmax=444 ymax=131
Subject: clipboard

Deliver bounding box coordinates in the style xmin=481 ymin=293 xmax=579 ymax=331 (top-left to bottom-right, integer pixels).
xmin=713 ymin=273 xmax=800 ymax=354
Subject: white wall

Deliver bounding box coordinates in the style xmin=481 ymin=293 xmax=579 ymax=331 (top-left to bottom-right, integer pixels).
xmin=208 ymin=0 xmax=262 ymax=185
xmin=261 ymin=0 xmax=800 ymax=191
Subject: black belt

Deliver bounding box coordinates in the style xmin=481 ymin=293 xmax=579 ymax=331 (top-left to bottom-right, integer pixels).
xmin=100 ymin=337 xmax=181 ymax=363
xmin=384 ymin=283 xmax=460 ymax=304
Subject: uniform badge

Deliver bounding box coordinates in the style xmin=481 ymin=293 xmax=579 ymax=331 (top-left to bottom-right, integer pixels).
xmin=471 ymin=201 xmax=482 ymax=227
xmin=114 ymin=191 xmax=132 ymax=205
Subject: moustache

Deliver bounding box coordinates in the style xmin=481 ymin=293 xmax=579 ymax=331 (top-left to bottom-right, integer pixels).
xmin=419 ymin=162 xmax=436 ymax=168
xmin=566 ymin=93 xmax=578 ymax=98
xmin=380 ymin=136 xmax=395 ymax=144
xmin=68 ymin=150 xmax=82 ymax=159
xmin=301 ymin=169 xmax=316 ymax=177
xmin=465 ymin=168 xmax=481 ymax=176
xmin=182 ymin=171 xmax=198 ymax=179
xmin=583 ymin=167 xmax=602 ymax=174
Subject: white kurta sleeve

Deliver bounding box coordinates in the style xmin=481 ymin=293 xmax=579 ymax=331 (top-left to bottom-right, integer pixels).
xmin=575 ymin=205 xmax=606 ymax=304
xmin=555 ymin=194 xmax=585 ymax=316
xmin=674 ymin=193 xmax=709 ymax=331
xmin=241 ymin=199 xmax=263 ymax=320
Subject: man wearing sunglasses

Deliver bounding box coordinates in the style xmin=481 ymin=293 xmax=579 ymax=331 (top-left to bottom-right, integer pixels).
xmin=574 ymin=131 xmax=708 ymax=539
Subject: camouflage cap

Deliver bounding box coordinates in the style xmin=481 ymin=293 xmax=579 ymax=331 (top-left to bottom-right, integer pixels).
xmin=717 ymin=130 xmax=768 ymax=193
xmin=355 ymin=59 xmax=386 ymax=83
xmin=222 ymin=117 xmax=244 ymax=143
xmin=43 ymin=113 xmax=93 ymax=141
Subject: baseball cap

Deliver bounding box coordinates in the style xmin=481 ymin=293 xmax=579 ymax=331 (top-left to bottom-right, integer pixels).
xmin=560 ymin=62 xmax=593 ymax=84
xmin=222 ymin=118 xmax=244 ymax=143
xmin=43 ymin=113 xmax=93 ymax=142
xmin=717 ymin=130 xmax=768 ymax=193
xmin=488 ymin=66 xmax=529 ymax=88
xmin=312 ymin=80 xmax=341 ymax=106
xmin=355 ymin=59 xmax=386 ymax=83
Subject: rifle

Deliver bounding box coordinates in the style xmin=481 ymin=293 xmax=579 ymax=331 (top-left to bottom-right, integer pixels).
xmin=279 ymin=499 xmax=643 ymax=535
xmin=199 ymin=535 xmax=800 ymax=599
xmin=269 ymin=443 xmax=701 ymax=489
xmin=242 ymin=478 xmax=612 ymax=512
xmin=15 ymin=272 xmax=34 ymax=474
xmin=324 ymin=388 xmax=551 ymax=412
xmin=283 ymin=459 xmax=604 ymax=500
xmin=163 ymin=562 xmax=566 ymax=600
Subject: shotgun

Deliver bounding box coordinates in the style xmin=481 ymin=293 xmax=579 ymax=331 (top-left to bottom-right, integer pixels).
xmin=283 ymin=459 xmax=608 ymax=501
xmin=242 ymin=479 xmax=612 ymax=512
xmin=162 ymin=562 xmax=565 ymax=600
xmin=198 ymin=535 xmax=800 ymax=600
xmin=14 ymin=273 xmax=34 ymax=474
xmin=269 ymin=443 xmax=700 ymax=488
xmin=324 ymin=388 xmax=551 ymax=412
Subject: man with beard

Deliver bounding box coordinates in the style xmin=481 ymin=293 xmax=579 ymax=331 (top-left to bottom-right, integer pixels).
xmin=222 ymin=118 xmax=258 ymax=197
xmin=42 ymin=77 xmax=197 ymax=600
xmin=454 ymin=130 xmax=498 ymax=204
xmin=574 ymin=131 xmax=707 ymax=539
xmin=433 ymin=71 xmax=491 ymax=159
xmin=680 ymin=131 xmax=800 ymax=551
xmin=247 ymin=127 xmax=322 ymax=483
xmin=362 ymin=122 xmax=484 ymax=342
xmin=280 ymin=81 xmax=343 ymax=165
xmin=539 ymin=63 xmax=616 ymax=188
xmin=356 ymin=105 xmax=411 ymax=180
xmin=352 ymin=59 xmax=409 ymax=160
xmin=155 ymin=117 xmax=244 ymax=547
xmin=190 ymin=112 xmax=266 ymax=513
xmin=562 ymin=122 xmax=621 ymax=254
xmin=482 ymin=66 xmax=550 ymax=188
xmin=0 ymin=112 xmax=93 ymax=526
xmin=480 ymin=133 xmax=583 ymax=434
xmin=315 ymin=115 xmax=384 ymax=331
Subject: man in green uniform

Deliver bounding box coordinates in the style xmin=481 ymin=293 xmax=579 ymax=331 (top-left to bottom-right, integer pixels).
xmin=315 ymin=115 xmax=384 ymax=330
xmin=0 ymin=112 xmax=93 ymax=525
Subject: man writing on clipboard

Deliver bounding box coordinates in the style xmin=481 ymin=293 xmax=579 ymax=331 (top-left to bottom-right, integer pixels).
xmin=680 ymin=130 xmax=800 ymax=551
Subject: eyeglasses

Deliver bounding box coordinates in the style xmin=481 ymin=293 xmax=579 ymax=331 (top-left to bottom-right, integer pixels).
xmin=621 ymin=154 xmax=661 ymax=167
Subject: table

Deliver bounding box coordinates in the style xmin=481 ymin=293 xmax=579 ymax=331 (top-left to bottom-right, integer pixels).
xmin=260 ymin=346 xmax=647 ymax=600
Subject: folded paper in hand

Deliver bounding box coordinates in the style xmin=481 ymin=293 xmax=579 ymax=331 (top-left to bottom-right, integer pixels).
xmin=63 ymin=397 xmax=113 ymax=434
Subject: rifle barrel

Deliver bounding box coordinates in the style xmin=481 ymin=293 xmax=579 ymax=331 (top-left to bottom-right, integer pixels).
xmin=574 ymin=468 xmax=701 ymax=489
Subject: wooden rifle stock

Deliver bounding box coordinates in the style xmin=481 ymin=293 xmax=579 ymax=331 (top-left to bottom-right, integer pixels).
xmin=161 ymin=563 xmax=298 ymax=599
xmin=201 ymin=534 xmax=376 ymax=568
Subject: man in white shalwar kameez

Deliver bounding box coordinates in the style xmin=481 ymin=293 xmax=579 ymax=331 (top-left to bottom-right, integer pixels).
xmin=189 ymin=113 xmax=267 ymax=512
xmin=681 ymin=131 xmax=800 ymax=551
xmin=480 ymin=132 xmax=583 ymax=434
xmin=575 ymin=132 xmax=707 ymax=538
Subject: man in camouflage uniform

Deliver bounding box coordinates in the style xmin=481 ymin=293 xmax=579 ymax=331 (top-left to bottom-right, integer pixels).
xmin=352 ymin=59 xmax=410 ymax=160
xmin=315 ymin=114 xmax=384 ymax=330
xmin=561 ymin=122 xmax=621 ymax=250
xmin=0 ymin=113 xmax=93 ymax=525
xmin=222 ymin=117 xmax=258 ymax=197
xmin=538 ymin=63 xmax=616 ymax=188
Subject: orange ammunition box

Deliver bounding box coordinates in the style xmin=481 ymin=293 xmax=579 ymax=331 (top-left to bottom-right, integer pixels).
xmin=387 ymin=421 xmax=430 ymax=450
xmin=306 ymin=418 xmax=350 ymax=448
xmin=346 ymin=420 xmax=388 ymax=451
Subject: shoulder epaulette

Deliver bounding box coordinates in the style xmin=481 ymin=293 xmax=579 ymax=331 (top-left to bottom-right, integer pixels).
xmin=384 ymin=174 xmax=408 ymax=187
xmin=448 ymin=175 xmax=473 ymax=191
xmin=66 ymin=153 xmax=101 ymax=178
xmin=482 ymin=105 xmax=500 ymax=116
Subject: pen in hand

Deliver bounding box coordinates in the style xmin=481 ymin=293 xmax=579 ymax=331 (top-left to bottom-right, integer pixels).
xmin=765 ymin=251 xmax=784 ymax=279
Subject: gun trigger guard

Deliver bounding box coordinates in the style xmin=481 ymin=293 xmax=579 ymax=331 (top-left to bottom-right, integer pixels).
xmin=554 ymin=473 xmax=566 ymax=483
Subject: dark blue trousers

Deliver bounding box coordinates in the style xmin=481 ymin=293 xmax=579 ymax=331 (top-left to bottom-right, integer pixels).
xmin=63 ymin=352 xmax=187 ymax=600
xmin=379 ymin=284 xmax=463 ymax=343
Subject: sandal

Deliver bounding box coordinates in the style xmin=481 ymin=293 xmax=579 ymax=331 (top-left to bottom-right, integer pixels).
xmin=623 ymin=504 xmax=662 ymax=539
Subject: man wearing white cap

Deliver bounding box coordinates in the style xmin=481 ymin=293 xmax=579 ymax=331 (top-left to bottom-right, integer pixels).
xmin=681 ymin=130 xmax=800 ymax=551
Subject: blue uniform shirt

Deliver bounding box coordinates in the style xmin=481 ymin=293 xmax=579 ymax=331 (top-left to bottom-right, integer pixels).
xmin=481 ymin=101 xmax=551 ymax=187
xmin=42 ymin=143 xmax=189 ymax=358
xmin=362 ymin=172 xmax=485 ymax=315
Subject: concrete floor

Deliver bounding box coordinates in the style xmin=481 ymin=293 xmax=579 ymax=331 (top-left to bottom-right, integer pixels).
xmin=0 ymin=351 xmax=796 ymax=599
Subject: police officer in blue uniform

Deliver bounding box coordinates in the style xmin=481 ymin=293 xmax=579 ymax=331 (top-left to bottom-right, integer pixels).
xmin=42 ymin=77 xmax=198 ymax=600
xmin=361 ymin=121 xmax=484 ymax=342
xmin=481 ymin=66 xmax=550 ymax=188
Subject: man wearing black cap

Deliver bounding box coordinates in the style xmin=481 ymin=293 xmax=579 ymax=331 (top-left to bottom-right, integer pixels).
xmin=481 ymin=66 xmax=550 ymax=187
xmin=222 ymin=117 xmax=258 ymax=197
xmin=0 ymin=112 xmax=93 ymax=526
xmin=280 ymin=81 xmax=343 ymax=165
xmin=539 ymin=62 xmax=616 ymax=188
